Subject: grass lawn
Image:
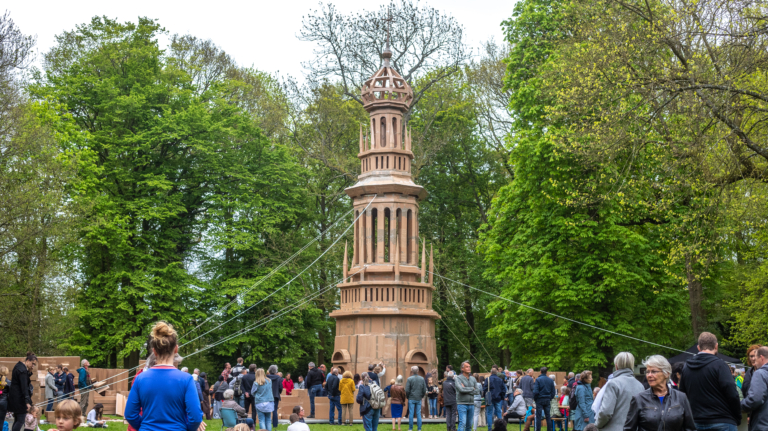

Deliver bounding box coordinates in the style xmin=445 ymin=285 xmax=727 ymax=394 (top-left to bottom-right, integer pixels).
xmin=40 ymin=420 xmax=545 ymax=431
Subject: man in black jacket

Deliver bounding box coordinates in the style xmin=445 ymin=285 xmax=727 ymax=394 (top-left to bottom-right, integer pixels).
xmin=241 ymin=364 xmax=256 ymax=417
xmin=306 ymin=362 xmax=325 ymax=418
xmin=327 ymin=368 xmax=342 ymax=425
xmin=679 ymin=332 xmax=741 ymax=431
xmin=532 ymin=367 xmax=556 ymax=431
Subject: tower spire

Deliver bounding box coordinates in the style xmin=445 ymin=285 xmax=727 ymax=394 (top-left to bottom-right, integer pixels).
xmin=382 ymin=5 xmax=393 ymax=67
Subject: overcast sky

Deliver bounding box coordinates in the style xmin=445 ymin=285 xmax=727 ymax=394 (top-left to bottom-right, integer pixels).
xmin=8 ymin=0 xmax=514 ymax=80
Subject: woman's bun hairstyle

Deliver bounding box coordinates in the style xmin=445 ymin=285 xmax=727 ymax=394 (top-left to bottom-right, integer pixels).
xmin=150 ymin=321 xmax=178 ymax=359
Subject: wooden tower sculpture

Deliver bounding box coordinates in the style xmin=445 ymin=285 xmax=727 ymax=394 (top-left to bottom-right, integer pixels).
xmin=329 ymin=40 xmax=440 ymax=382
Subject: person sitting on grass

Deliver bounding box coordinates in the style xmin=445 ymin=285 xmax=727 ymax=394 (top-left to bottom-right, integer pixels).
xmin=292 ymin=406 xmax=306 ymax=423
xmin=86 ymin=403 xmax=108 ymax=428
xmin=55 ymin=400 xmax=82 ymax=431
xmin=287 ymin=414 xmax=310 ymax=431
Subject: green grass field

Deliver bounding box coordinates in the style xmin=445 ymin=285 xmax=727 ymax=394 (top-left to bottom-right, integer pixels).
xmin=39 ymin=420 xmax=541 ymax=431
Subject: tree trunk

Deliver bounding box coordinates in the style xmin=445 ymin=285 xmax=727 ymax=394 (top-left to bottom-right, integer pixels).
xmin=685 ymin=255 xmax=706 ymax=339
xmin=462 ymin=278 xmax=478 ymax=372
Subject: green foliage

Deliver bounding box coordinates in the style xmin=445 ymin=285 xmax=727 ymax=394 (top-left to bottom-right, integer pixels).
xmin=32 ymin=16 xmax=307 ymax=367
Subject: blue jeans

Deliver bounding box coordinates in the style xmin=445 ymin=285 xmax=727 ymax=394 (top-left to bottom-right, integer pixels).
xmin=364 ymin=409 xmax=374 ymax=431
xmin=695 ymin=424 xmax=737 ymax=431
xmin=429 ymin=398 xmax=438 ymax=416
xmin=371 ymin=408 xmax=381 ymax=431
xmin=486 ymin=401 xmax=502 ymax=430
xmin=310 ymin=384 xmax=323 ymax=416
xmin=46 ymin=398 xmax=54 ymax=412
xmin=408 ymin=400 xmax=422 ymax=431
xmin=457 ymin=404 xmax=474 ymax=431
xmin=329 ymin=396 xmax=342 ymax=424
xmin=235 ymin=395 xmax=244 ymax=408
xmin=257 ymin=410 xmax=272 ymax=431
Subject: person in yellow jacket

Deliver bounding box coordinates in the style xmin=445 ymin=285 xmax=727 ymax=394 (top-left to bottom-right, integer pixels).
xmin=340 ymin=371 xmax=357 ymax=426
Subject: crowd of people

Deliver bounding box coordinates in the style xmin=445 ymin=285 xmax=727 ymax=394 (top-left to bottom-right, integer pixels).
xmin=0 ymin=329 xmax=765 ymax=431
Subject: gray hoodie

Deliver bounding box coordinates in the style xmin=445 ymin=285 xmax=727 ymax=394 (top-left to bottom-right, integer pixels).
xmin=595 ymin=368 xmax=644 ymax=431
xmin=741 ymin=364 xmax=768 ymax=431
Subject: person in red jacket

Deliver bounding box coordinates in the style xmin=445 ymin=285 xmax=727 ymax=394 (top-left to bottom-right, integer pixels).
xmin=283 ymin=374 xmax=295 ymax=395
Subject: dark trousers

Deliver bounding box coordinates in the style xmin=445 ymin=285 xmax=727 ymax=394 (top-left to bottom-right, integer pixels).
xmin=272 ymin=399 xmax=280 ymax=428
xmin=504 ymin=412 xmax=524 ymax=420
xmin=534 ymin=399 xmax=551 ymax=431
xmin=244 ymin=395 xmax=255 ymax=417
xmin=445 ymin=405 xmax=457 ymax=431
xmin=12 ymin=412 xmax=25 ymax=431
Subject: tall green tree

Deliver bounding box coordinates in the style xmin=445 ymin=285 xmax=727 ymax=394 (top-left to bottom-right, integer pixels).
xmin=33 ymin=17 xmax=305 ymax=368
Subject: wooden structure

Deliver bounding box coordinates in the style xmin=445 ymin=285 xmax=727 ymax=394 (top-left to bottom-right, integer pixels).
xmin=0 ymin=356 xmax=131 ymax=418
xmin=329 ymin=42 xmax=440 ymax=386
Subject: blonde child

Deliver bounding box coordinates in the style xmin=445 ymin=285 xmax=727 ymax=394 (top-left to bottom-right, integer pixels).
xmin=25 ymin=406 xmax=41 ymax=431
xmin=54 ymin=399 xmax=82 ymax=431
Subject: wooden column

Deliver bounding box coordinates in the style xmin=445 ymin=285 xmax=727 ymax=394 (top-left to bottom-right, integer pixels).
xmin=409 ymin=209 xmax=419 ymax=264
xmin=389 ymin=206 xmax=397 ymax=263
xmin=353 ymin=214 xmax=359 ymax=265
xmin=377 ymin=206 xmax=385 ymax=263
xmin=399 ymin=208 xmax=407 ymax=264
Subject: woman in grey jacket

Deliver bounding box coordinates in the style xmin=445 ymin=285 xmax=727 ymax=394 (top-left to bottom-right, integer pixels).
xmin=596 ymin=353 xmax=645 ymax=431
xmin=624 ymin=355 xmax=695 ymax=431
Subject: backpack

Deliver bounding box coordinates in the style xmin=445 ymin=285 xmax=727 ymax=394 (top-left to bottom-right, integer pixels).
xmin=369 ymin=382 xmax=387 ymax=409
xmin=569 ymin=386 xmax=579 ymax=411
xmin=233 ymin=377 xmax=243 ymax=397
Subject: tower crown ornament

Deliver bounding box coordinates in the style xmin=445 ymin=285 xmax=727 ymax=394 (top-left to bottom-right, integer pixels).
xmin=361 ymin=49 xmax=414 ymax=112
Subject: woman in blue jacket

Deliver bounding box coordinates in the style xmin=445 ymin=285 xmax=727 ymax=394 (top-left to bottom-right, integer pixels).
xmin=251 ymin=369 xmax=274 ymax=431
xmin=125 ymin=322 xmax=203 ymax=431
xmin=572 ymin=370 xmax=595 ymax=430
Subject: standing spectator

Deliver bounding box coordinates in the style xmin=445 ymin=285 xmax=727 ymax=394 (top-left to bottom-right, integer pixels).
xmin=484 ymin=367 xmax=506 ymax=430
xmin=45 ymin=367 xmax=57 ymax=412
xmin=518 ymin=370 xmax=535 ymax=408
xmin=0 ymin=366 xmax=9 ymax=431
xmin=473 ymin=375 xmax=484 ymax=431
xmin=443 ymin=371 xmax=458 ymax=431
xmin=428 ymin=377 xmax=440 ymax=419
xmin=125 ymin=322 xmax=203 ymax=431
xmin=9 ymin=352 xmax=36 ymax=431
xmin=742 ymin=344 xmax=763 ymax=409
xmin=327 ymin=368 xmax=342 ymax=425
xmin=182 ymin=368 xmax=205 ymax=411
xmin=572 ymin=370 xmax=594 ymax=430
xmin=296 ymin=376 xmax=305 ymax=390
xmin=267 ymin=365 xmax=283 ymax=429
xmin=231 ymin=358 xmax=245 ymax=378
xmin=213 ymin=375 xmax=227 ymax=419
xmin=306 ymin=363 xmax=324 ymax=418
xmin=359 ymin=374 xmax=374 ymax=431
xmin=241 ymin=365 xmax=256 ymax=418
xmin=76 ymin=359 xmax=92 ymax=416
xmin=505 ymin=372 xmax=515 ymax=412
xmin=572 ymin=374 xmax=580 ymax=391
xmin=405 ymin=366 xmax=427 ymax=431
xmin=251 ymin=368 xmax=274 ymax=431
xmin=532 ymin=367 xmax=555 ymax=431
xmin=355 ymin=374 xmax=362 ymax=388
xmin=283 ymin=373 xmax=294 ymax=396
xmin=741 ymin=346 xmax=768 ymax=431
xmin=390 ymin=375 xmax=406 ymax=431
xmin=63 ymin=367 xmax=75 ymax=400
xmin=567 ymin=373 xmax=575 ymax=388
xmin=624 ymin=355 xmax=695 ymax=431
xmin=54 ymin=366 xmax=65 ymax=398
xmin=595 ymin=352 xmax=644 ymax=431
xmin=199 ymin=372 xmax=212 ymax=420
xmin=368 ymin=363 xmax=387 ymax=386
xmin=679 ymin=332 xmax=742 ymax=431
xmin=456 ymin=362 xmax=479 ymax=431
xmin=340 ymin=371 xmax=357 ymax=426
